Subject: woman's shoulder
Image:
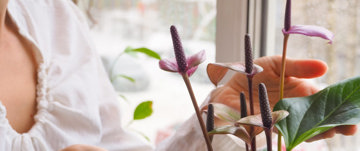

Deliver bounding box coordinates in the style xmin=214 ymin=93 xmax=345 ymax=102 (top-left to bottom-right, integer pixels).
xmin=9 ymin=0 xmax=86 ymax=25
xmin=8 ymin=0 xmax=92 ymax=52
xmin=8 ymin=0 xmax=96 ymax=65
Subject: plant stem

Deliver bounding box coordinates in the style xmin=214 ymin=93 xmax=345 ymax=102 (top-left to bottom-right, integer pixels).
xmin=278 ymin=34 xmax=289 ymax=151
xmin=265 ymin=128 xmax=273 ymax=151
xmin=181 ymin=74 xmax=213 ymax=151
xmin=247 ymin=75 xmax=256 ymax=151
xmin=247 ymin=76 xmax=255 ymax=116
xmin=279 ymin=34 xmax=289 ymax=100
xmin=109 ymin=52 xmax=125 ymax=79
xmin=277 ymin=131 xmax=282 ymax=151
xmin=240 ymin=92 xmax=249 ymax=151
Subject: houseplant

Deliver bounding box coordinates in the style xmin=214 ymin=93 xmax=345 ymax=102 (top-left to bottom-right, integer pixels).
xmin=158 ymin=0 xmax=360 ymax=150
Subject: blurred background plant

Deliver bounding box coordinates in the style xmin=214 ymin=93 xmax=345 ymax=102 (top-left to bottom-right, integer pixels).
xmin=71 ymin=0 xmax=360 ymax=150
xmin=103 ymin=45 xmax=161 ymax=140
xmin=71 ymin=0 xmax=216 ymax=145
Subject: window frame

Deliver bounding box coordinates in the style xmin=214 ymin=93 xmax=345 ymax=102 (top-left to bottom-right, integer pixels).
xmin=215 ymin=0 xmax=276 ymax=62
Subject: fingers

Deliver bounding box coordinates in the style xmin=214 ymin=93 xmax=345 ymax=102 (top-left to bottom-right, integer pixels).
xmin=335 ymin=125 xmax=357 ymax=135
xmin=306 ymin=125 xmax=357 ymax=142
xmin=306 ymin=128 xmax=336 ymax=142
xmin=258 ymin=56 xmax=328 ymax=79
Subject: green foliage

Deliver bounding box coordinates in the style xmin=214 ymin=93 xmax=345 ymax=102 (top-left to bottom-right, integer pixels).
xmin=111 ymin=74 xmax=136 ymax=83
xmin=124 ymin=47 xmax=161 ymax=60
xmin=134 ymin=101 xmax=153 ymax=120
xmin=274 ymin=76 xmax=360 ymax=151
xmin=109 ymin=46 xmax=159 ymax=122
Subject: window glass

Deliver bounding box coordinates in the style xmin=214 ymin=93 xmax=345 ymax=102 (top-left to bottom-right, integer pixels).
xmin=270 ymin=0 xmax=360 ymax=150
xmin=76 ymin=0 xmax=216 ymax=144
xmin=272 ymin=0 xmax=360 ymax=85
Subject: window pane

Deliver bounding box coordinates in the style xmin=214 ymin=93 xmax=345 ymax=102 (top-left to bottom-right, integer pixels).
xmin=77 ymin=0 xmax=216 ymax=144
xmin=269 ymin=0 xmax=360 ymax=150
xmin=272 ymin=0 xmax=360 ymax=85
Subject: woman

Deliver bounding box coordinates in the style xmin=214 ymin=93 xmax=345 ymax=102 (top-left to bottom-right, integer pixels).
xmin=0 ymin=0 xmax=355 ymax=150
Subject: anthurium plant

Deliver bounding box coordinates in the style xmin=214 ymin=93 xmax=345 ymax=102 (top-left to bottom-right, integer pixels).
xmin=159 ymin=0 xmax=360 ymax=149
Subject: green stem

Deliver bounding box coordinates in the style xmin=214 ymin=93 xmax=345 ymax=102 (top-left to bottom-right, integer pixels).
xmin=278 ymin=34 xmax=289 ymax=151
xmin=182 ymin=74 xmax=213 ymax=151
xmin=109 ymin=52 xmax=125 ymax=79
xmin=278 ymin=132 xmax=282 ymax=151
xmin=126 ymin=120 xmax=134 ymax=127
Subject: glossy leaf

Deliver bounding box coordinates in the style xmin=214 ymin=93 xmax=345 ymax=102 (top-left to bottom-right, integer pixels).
xmin=208 ymin=125 xmax=251 ymax=145
xmin=124 ymin=47 xmax=161 ymax=60
xmin=134 ymin=101 xmax=153 ymax=120
xmin=207 ymin=62 xmax=263 ymax=86
xmin=274 ymin=76 xmax=360 ymax=150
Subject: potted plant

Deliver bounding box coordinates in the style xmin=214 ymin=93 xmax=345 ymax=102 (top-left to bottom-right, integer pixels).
xmin=158 ymin=0 xmax=360 ymax=150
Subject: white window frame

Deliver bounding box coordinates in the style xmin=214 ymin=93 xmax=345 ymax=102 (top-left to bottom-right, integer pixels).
xmin=215 ymin=0 xmax=277 ymax=62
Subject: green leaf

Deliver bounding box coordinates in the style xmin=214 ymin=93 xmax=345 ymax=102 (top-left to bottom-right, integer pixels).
xmin=208 ymin=125 xmax=251 ymax=145
xmin=124 ymin=47 xmax=161 ymax=60
xmin=134 ymin=101 xmax=153 ymax=120
xmin=111 ymin=74 xmax=136 ymax=83
xmin=274 ymin=76 xmax=360 ymax=151
xmin=118 ymin=93 xmax=129 ymax=103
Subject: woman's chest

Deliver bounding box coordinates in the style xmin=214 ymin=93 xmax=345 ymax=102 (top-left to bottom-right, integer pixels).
xmin=0 ymin=22 xmax=38 ymax=133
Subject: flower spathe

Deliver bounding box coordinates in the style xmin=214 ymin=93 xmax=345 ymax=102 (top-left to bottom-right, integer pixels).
xmin=282 ymin=25 xmax=334 ymax=44
xmin=159 ymin=50 xmax=205 ymax=76
xmin=283 ymin=0 xmax=334 ymax=44
xmin=159 ymin=25 xmax=206 ymax=77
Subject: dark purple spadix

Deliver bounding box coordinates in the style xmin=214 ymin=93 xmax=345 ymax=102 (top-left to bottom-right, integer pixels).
xmin=170 ymin=25 xmax=187 ymax=73
xmin=258 ymin=83 xmax=272 ymax=128
xmin=240 ymin=92 xmax=247 ymax=118
xmin=284 ymin=0 xmax=291 ymax=31
xmin=206 ymin=104 xmax=214 ymax=132
xmin=244 ymin=34 xmax=253 ymax=74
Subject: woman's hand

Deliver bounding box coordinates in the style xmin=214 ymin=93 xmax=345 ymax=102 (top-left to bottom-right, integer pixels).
xmin=61 ymin=144 xmax=107 ymax=151
xmin=208 ymin=55 xmax=357 ymax=141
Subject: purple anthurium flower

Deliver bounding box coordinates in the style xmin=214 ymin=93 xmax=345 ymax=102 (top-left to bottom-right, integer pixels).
xmin=283 ymin=0 xmax=334 ymax=43
xmin=159 ymin=25 xmax=206 ymax=76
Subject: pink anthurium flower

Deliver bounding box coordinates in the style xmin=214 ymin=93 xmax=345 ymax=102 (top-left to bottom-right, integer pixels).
xmin=159 ymin=26 xmax=213 ymax=151
xmin=159 ymin=25 xmax=206 ymax=76
xmin=282 ymin=0 xmax=334 ymax=43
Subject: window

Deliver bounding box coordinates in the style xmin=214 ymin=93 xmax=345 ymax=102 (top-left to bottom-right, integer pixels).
xmin=267 ymin=0 xmax=360 ymax=86
xmin=217 ymin=0 xmax=360 ymax=150
xmin=74 ymin=0 xmax=360 ymax=149
xmin=264 ymin=0 xmax=360 ymax=150
xmin=74 ymin=0 xmax=216 ymax=145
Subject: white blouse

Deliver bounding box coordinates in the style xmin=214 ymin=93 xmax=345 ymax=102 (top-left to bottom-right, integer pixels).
xmin=0 ymin=0 xmax=155 ymax=150
xmin=0 ymin=0 xmax=246 ymax=151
